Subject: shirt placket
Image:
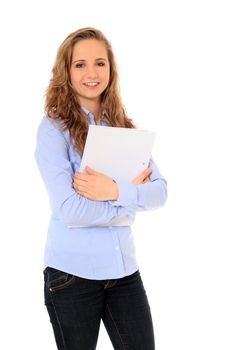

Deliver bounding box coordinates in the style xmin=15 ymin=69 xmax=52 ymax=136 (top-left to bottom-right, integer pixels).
xmin=110 ymin=227 xmax=126 ymax=276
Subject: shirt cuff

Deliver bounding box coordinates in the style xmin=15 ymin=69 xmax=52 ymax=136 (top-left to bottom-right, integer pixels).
xmin=109 ymin=180 xmax=137 ymax=207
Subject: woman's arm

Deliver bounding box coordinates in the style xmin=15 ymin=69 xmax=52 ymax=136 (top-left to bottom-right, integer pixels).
xmin=109 ymin=158 xmax=167 ymax=211
xmin=34 ymin=118 xmax=135 ymax=226
xmin=73 ymin=158 xmax=167 ymax=212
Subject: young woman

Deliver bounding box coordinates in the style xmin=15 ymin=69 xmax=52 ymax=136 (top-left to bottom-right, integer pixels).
xmin=35 ymin=27 xmax=167 ymax=350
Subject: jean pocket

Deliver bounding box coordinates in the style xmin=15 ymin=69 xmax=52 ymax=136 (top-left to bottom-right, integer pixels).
xmin=45 ymin=267 xmax=76 ymax=292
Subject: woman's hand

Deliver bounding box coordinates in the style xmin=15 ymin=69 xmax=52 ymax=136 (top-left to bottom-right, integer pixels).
xmin=73 ymin=166 xmax=152 ymax=201
xmin=73 ymin=166 xmax=119 ymax=201
xmin=132 ymin=168 xmax=152 ymax=185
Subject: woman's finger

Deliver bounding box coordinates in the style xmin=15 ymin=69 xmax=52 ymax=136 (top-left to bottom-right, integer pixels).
xmin=142 ymin=176 xmax=151 ymax=184
xmin=132 ymin=168 xmax=151 ymax=184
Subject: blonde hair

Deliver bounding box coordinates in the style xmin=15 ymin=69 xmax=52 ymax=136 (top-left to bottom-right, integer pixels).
xmin=45 ymin=27 xmax=135 ymax=155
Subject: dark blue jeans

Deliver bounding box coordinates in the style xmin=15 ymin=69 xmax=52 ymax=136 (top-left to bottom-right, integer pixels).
xmin=44 ymin=267 xmax=155 ymax=350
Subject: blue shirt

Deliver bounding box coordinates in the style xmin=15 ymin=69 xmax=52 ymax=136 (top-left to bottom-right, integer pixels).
xmin=34 ymin=107 xmax=167 ymax=280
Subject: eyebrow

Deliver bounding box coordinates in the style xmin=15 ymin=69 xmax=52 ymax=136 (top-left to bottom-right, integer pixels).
xmin=72 ymin=58 xmax=108 ymax=63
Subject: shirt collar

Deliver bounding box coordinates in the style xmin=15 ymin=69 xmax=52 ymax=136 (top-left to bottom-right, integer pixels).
xmin=81 ymin=106 xmax=108 ymax=125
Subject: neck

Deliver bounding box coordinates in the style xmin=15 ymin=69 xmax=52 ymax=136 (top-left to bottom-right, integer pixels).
xmin=81 ymin=101 xmax=102 ymax=124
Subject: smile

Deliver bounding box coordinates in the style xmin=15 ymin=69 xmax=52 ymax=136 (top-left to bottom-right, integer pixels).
xmin=83 ymin=82 xmax=100 ymax=87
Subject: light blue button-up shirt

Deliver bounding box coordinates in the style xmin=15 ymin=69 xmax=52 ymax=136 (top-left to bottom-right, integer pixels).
xmin=34 ymin=107 xmax=167 ymax=280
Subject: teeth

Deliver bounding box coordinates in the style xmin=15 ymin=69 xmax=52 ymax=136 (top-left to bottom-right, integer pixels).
xmin=84 ymin=82 xmax=99 ymax=86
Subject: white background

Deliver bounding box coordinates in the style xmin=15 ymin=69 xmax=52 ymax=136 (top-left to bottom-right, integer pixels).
xmin=0 ymin=0 xmax=230 ymax=349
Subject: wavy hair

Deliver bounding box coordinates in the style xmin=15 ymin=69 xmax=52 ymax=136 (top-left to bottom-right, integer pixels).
xmin=45 ymin=27 xmax=135 ymax=155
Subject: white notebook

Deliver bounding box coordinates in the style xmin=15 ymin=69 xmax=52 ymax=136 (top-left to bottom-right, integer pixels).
xmin=69 ymin=125 xmax=155 ymax=228
xmin=79 ymin=125 xmax=155 ymax=182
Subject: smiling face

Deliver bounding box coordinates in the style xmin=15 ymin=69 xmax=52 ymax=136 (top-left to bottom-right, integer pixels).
xmin=70 ymin=39 xmax=110 ymax=112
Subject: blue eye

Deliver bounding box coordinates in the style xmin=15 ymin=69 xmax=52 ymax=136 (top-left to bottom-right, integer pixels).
xmin=75 ymin=63 xmax=84 ymax=68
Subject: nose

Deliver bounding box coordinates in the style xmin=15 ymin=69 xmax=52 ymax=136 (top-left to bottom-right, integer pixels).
xmin=86 ymin=65 xmax=98 ymax=79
